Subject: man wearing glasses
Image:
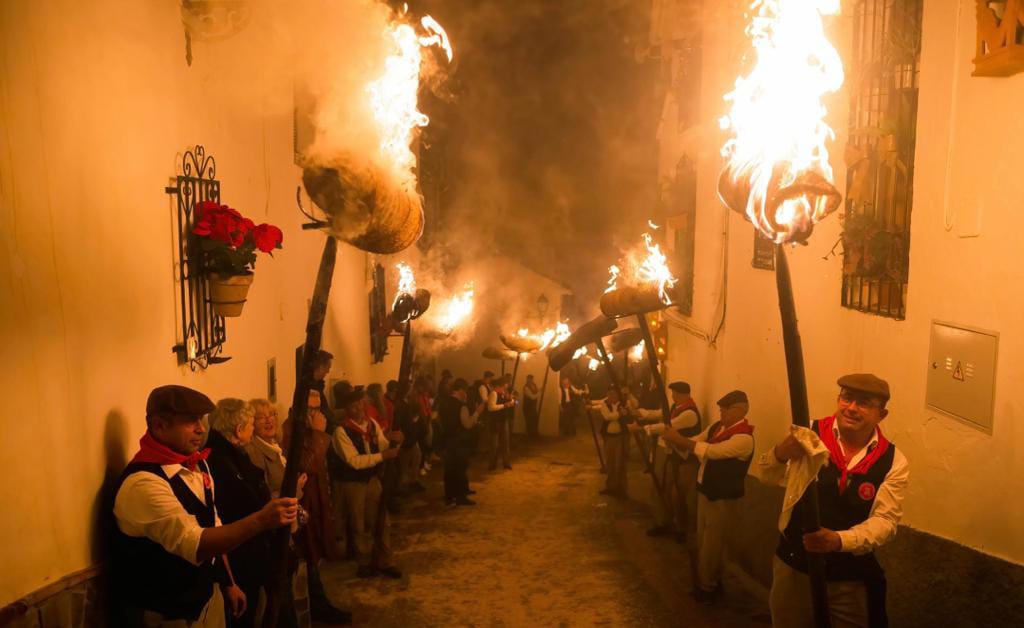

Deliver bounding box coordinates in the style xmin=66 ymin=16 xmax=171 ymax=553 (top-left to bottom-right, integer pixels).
xmin=759 ymin=373 xmax=909 ymax=628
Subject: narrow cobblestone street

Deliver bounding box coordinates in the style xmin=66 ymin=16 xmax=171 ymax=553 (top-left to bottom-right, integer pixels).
xmin=318 ymin=431 xmax=771 ymax=627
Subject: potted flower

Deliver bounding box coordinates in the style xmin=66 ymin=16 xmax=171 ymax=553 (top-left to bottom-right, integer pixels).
xmin=192 ymin=200 xmax=283 ymax=317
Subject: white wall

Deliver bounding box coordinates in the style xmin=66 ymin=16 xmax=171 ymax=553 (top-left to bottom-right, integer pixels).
xmin=660 ymin=0 xmax=1024 ymax=565
xmin=0 ymin=0 xmax=402 ymax=604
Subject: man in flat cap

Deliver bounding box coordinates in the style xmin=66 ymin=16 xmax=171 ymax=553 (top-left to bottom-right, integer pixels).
xmin=660 ymin=389 xmax=755 ymax=604
xmin=332 ymin=386 xmax=404 ymax=579
xmin=630 ymin=380 xmax=702 ymax=540
xmin=757 ymin=373 xmax=909 ymax=627
xmin=112 ymin=385 xmax=299 ymax=627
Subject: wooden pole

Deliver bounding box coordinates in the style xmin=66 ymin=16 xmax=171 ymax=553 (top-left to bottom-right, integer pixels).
xmin=264 ymin=237 xmax=337 ymax=628
xmin=775 ymin=244 xmax=832 ymax=628
xmin=636 ymin=314 xmax=671 ymax=424
xmin=373 ymin=321 xmax=412 ymax=567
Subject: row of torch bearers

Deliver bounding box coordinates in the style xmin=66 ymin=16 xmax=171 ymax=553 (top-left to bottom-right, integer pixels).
xmin=268 ymin=0 xmax=848 ymax=624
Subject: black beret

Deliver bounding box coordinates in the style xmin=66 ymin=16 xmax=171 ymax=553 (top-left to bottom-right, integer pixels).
xmin=668 ymin=381 xmax=691 ymax=395
xmin=146 ymin=385 xmax=215 ymax=417
xmin=336 ymin=385 xmax=366 ymax=408
xmin=837 ymin=373 xmax=890 ymax=401
xmin=717 ymin=390 xmax=749 ymax=407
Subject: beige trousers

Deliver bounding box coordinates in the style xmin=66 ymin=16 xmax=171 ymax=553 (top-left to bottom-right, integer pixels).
xmin=141 ymin=587 xmax=225 ymax=628
xmin=340 ymin=477 xmax=393 ymax=569
xmin=695 ymin=493 xmax=738 ymax=591
xmin=603 ymin=432 xmax=629 ymax=494
xmin=769 ymin=555 xmax=870 ymax=628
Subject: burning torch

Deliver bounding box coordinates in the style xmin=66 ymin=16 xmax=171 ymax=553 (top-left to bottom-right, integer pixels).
xmin=266 ymin=9 xmax=454 ymax=627
xmin=718 ymin=1 xmax=845 ymax=625
xmin=599 ymin=229 xmax=681 ymax=468
xmin=546 ymin=315 xmax=620 ymax=472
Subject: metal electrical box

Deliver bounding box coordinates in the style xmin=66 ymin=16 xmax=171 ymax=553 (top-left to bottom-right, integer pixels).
xmin=925 ymin=320 xmax=999 ymax=433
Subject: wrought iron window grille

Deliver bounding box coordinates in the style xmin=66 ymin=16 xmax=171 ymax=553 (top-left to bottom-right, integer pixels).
xmin=840 ymin=0 xmax=922 ymax=321
xmin=166 ymin=145 xmax=230 ymax=370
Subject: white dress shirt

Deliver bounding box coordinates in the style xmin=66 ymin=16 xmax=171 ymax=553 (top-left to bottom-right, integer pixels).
xmin=755 ymin=423 xmax=909 ymax=555
xmin=113 ymin=461 xmax=221 ymax=566
xmin=460 ymin=404 xmax=482 ymax=429
xmin=691 ymin=422 xmax=756 ymax=483
xmin=332 ymin=418 xmax=390 ymax=469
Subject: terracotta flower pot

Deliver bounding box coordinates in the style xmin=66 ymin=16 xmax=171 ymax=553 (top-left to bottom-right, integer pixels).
xmin=208 ymin=273 xmax=254 ymax=317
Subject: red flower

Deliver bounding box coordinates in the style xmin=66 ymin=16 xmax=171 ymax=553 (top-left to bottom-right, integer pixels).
xmin=252 ymin=223 xmax=283 ymax=253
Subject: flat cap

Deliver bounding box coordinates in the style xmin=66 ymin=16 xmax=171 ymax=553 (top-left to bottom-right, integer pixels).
xmin=668 ymin=381 xmax=691 ymax=395
xmin=146 ymin=385 xmax=215 ymax=417
xmin=336 ymin=385 xmax=366 ymax=408
xmin=837 ymin=373 xmax=890 ymax=401
xmin=717 ymin=390 xmax=749 ymax=407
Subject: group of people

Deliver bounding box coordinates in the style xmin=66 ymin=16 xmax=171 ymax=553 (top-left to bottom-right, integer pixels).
xmin=582 ymin=371 xmax=907 ymax=627
xmin=108 ymin=350 xmax=545 ymax=628
xmin=107 ymin=337 xmax=905 ymax=628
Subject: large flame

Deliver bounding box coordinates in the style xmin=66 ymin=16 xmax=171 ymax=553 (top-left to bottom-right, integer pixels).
xmin=367 ymin=13 xmax=452 ymax=191
xmin=573 ymin=346 xmax=589 ymax=360
xmin=588 ymin=358 xmax=601 ymax=372
xmin=435 ymin=282 xmax=475 ymax=335
xmin=718 ymin=0 xmax=844 ymax=244
xmin=395 ymin=262 xmax=416 ymax=301
xmin=546 ymin=322 xmax=572 ymax=350
xmin=605 ymin=228 xmax=678 ymax=305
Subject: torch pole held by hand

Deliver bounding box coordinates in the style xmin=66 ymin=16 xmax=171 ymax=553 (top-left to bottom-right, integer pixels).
xmin=375 ymin=321 xmax=412 ymax=561
xmin=264 ymin=237 xmax=338 ymax=628
xmin=636 ymin=314 xmax=671 ymax=424
xmin=775 ymin=244 xmax=832 ymax=628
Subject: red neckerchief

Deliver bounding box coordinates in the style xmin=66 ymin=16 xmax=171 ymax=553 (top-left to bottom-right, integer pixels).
xmin=818 ymin=415 xmax=890 ymax=493
xmin=670 ymin=398 xmax=698 ymax=419
xmin=418 ymin=393 xmax=431 ymax=417
xmin=343 ymin=418 xmax=378 ymax=448
xmin=708 ymin=419 xmax=754 ymax=443
xmin=130 ymin=432 xmax=210 ymax=472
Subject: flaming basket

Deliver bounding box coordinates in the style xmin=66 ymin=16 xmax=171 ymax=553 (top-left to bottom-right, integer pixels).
xmin=303 ymin=164 xmax=423 ymax=255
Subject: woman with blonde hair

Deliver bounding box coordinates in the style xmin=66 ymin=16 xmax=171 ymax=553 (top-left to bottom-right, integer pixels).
xmin=244 ymin=399 xmax=286 ymax=498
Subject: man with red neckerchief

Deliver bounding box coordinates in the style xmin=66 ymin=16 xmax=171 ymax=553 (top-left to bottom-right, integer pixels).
xmin=630 ymin=380 xmax=702 ymax=540
xmin=332 ymin=386 xmax=404 ymax=579
xmin=660 ymin=389 xmax=755 ymax=605
xmin=112 ymin=385 xmax=298 ymax=627
xmin=758 ymin=373 xmax=909 ymax=628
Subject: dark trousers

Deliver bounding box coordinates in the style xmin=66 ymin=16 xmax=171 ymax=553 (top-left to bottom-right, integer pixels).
xmin=559 ymin=403 xmax=577 ymax=436
xmin=523 ymin=399 xmax=539 ymax=436
xmin=444 ymin=448 xmax=470 ymax=499
xmin=488 ymin=417 xmax=510 ymax=468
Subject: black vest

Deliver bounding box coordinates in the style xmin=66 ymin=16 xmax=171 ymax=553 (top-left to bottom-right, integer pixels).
xmin=672 ymin=402 xmax=703 ymax=438
xmin=487 ymin=389 xmax=511 ymax=423
xmin=439 ymin=395 xmax=473 ymax=451
xmin=776 ymin=420 xmax=896 ymax=583
xmin=697 ymin=421 xmax=754 ymax=501
xmin=111 ymin=462 xmax=219 ymax=621
xmin=337 ymin=422 xmax=382 ymax=483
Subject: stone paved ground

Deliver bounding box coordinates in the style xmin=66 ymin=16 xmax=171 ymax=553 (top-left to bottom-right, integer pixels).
xmin=318 ymin=430 xmax=772 ymax=627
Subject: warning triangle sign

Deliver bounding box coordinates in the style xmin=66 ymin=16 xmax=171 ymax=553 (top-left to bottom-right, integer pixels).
xmin=953 ymin=361 xmax=965 ymax=382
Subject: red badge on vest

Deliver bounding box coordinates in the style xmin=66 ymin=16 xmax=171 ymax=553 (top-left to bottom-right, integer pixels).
xmin=857 ymin=482 xmax=876 ymax=501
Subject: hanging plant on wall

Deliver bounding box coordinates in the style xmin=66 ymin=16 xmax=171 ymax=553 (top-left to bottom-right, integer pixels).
xmin=192 ymin=201 xmax=283 ymax=317
xmin=836 ymin=212 xmax=908 ymax=283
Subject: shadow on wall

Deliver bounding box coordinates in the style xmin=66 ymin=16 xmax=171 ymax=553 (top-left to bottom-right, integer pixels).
xmin=90 ymin=409 xmax=129 ymax=624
